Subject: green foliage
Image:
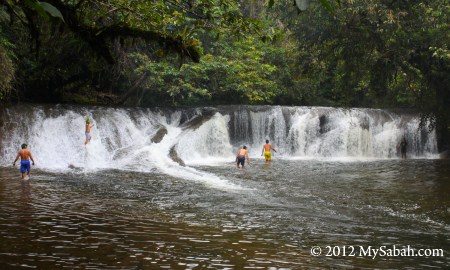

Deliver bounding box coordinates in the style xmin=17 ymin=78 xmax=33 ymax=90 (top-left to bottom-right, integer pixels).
xmin=0 ymin=43 xmax=15 ymax=101
xmin=24 ymin=0 xmax=65 ymax=22
xmin=129 ymin=34 xmax=292 ymax=106
xmin=275 ymin=0 xmax=449 ymax=111
xmin=0 ymin=0 xmax=448 ymax=148
xmin=0 ymin=0 xmax=264 ymax=103
xmin=0 ymin=9 xmax=15 ymax=101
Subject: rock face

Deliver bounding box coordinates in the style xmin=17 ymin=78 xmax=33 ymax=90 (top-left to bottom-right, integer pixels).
xmin=319 ymin=114 xmax=329 ymax=134
xmin=181 ymin=110 xmax=216 ymax=130
xmin=169 ymin=146 xmax=185 ymax=167
xmin=151 ymin=127 xmax=168 ymax=143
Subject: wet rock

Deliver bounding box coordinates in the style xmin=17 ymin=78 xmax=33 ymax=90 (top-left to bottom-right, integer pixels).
xmin=359 ymin=116 xmax=370 ymax=130
xmin=181 ymin=110 xmax=216 ymax=130
xmin=151 ymin=127 xmax=168 ymax=143
xmin=439 ymin=150 xmax=449 ymax=159
xmin=169 ymin=146 xmax=185 ymax=166
xmin=68 ymin=164 xmax=79 ymax=169
xmin=319 ymin=114 xmax=330 ymax=134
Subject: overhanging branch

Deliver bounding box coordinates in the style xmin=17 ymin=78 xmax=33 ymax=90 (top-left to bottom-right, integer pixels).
xmin=46 ymin=0 xmax=201 ymax=64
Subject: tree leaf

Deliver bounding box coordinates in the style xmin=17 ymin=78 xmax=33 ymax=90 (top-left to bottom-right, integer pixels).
xmin=318 ymin=0 xmax=334 ymax=13
xmin=39 ymin=2 xmax=65 ymax=22
xmin=24 ymin=0 xmax=49 ymax=19
xmin=268 ymin=0 xmax=275 ymax=8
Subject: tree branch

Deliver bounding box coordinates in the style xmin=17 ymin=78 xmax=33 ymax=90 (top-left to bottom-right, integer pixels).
xmin=47 ymin=0 xmax=201 ymax=64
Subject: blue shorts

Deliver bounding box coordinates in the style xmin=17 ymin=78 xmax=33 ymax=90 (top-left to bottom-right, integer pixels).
xmin=85 ymin=132 xmax=91 ymax=140
xmin=20 ymin=160 xmax=31 ymax=173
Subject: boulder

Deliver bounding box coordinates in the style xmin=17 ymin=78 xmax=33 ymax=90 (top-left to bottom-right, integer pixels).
xmin=151 ymin=127 xmax=168 ymax=143
xmin=169 ymin=146 xmax=185 ymax=166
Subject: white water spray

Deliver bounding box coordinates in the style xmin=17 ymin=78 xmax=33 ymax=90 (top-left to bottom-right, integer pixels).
xmin=0 ymin=105 xmax=439 ymax=179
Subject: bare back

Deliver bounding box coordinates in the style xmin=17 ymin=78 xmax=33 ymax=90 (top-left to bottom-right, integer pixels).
xmin=238 ymin=149 xmax=248 ymax=156
xmin=263 ymin=144 xmax=272 ymax=152
xmin=18 ymin=149 xmax=32 ymax=161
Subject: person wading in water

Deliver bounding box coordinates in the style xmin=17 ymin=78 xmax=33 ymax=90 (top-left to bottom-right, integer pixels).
xmin=236 ymin=146 xmax=250 ymax=168
xmin=399 ymin=137 xmax=407 ymax=159
xmin=13 ymin=143 xmax=36 ymax=179
xmin=261 ymin=139 xmax=277 ymax=165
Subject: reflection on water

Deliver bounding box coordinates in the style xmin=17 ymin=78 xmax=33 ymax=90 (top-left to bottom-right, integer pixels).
xmin=0 ymin=159 xmax=449 ymax=269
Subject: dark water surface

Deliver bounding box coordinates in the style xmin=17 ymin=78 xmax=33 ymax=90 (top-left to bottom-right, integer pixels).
xmin=1 ymin=159 xmax=449 ymax=269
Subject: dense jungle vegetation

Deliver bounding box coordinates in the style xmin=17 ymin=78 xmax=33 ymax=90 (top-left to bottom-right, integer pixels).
xmin=0 ymin=0 xmax=449 ymax=150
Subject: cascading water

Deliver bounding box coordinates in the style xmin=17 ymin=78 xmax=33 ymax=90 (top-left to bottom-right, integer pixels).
xmin=0 ymin=105 xmax=439 ymax=176
xmin=0 ymin=104 xmax=447 ymax=270
xmin=227 ymin=106 xmax=438 ymax=159
xmin=0 ymin=105 xmax=238 ymax=189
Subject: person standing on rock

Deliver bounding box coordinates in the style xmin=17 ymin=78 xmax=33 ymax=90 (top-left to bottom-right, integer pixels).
xmin=85 ymin=118 xmax=95 ymax=145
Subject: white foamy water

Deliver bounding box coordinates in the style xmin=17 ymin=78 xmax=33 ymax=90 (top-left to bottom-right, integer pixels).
xmin=229 ymin=106 xmax=438 ymax=159
xmin=0 ymin=105 xmax=439 ymax=182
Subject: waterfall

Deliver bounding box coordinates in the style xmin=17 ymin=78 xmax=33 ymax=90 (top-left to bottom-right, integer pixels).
xmin=227 ymin=106 xmax=437 ymax=159
xmin=0 ymin=105 xmax=439 ymax=173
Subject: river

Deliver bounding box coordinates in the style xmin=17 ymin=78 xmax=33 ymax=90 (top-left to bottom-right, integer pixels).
xmin=0 ymin=105 xmax=448 ymax=269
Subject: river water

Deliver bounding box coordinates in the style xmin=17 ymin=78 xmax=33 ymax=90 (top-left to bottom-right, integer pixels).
xmin=0 ymin=105 xmax=448 ymax=269
xmin=1 ymin=159 xmax=449 ymax=269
